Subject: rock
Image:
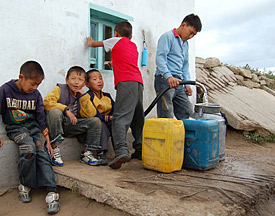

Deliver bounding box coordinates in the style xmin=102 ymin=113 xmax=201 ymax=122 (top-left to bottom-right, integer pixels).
xmin=228 ymin=66 xmax=241 ymax=75
xmin=204 ymin=57 xmax=220 ymax=68
xmin=259 ymin=80 xmax=267 ymax=85
xmin=195 ymin=56 xmax=275 ymax=135
xmin=212 ymin=66 xmax=237 ymax=83
xmin=242 ymin=80 xmax=257 ymax=89
xmin=251 ymin=74 xmax=259 ymax=82
xmin=261 ymin=86 xmax=275 ymax=97
xmin=238 ymin=68 xmax=252 ymax=79
xmin=210 ymin=86 xmax=275 ymax=136
xmin=259 ymin=75 xmax=268 ymax=81
xmin=235 ymin=75 xmax=244 ymax=81
xmin=196 ymin=57 xmax=206 ymax=64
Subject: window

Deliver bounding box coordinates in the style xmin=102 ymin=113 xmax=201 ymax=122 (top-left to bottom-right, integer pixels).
xmin=89 ymin=4 xmax=133 ymax=72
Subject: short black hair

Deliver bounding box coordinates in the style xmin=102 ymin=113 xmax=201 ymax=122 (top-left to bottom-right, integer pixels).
xmin=66 ymin=66 xmax=86 ymax=79
xmin=114 ymin=21 xmax=132 ymax=39
xmin=86 ymin=69 xmax=100 ymax=82
xmin=182 ymin=14 xmax=202 ymax=32
xmin=20 ymin=61 xmax=44 ymax=79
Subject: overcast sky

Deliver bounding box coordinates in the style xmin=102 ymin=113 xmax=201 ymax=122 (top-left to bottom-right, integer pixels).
xmin=194 ymin=0 xmax=275 ymax=71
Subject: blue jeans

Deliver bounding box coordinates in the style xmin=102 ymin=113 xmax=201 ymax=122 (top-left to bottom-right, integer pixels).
xmin=46 ymin=109 xmax=102 ymax=151
xmin=154 ymin=75 xmax=193 ymax=119
xmin=6 ymin=120 xmax=56 ymax=188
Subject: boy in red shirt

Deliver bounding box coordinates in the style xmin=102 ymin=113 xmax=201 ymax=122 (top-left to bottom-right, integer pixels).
xmin=87 ymin=21 xmax=144 ymax=169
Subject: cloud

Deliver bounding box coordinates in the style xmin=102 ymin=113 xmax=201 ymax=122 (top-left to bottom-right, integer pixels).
xmin=195 ymin=0 xmax=275 ymax=69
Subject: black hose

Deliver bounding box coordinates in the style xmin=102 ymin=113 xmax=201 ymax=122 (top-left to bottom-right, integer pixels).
xmin=144 ymin=80 xmax=196 ymax=117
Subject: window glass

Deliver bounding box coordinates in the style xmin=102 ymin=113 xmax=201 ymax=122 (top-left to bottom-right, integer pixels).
xmin=103 ymin=25 xmax=113 ymax=70
xmin=90 ymin=22 xmax=97 ymax=68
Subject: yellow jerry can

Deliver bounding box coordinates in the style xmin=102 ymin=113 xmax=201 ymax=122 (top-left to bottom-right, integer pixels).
xmin=142 ymin=118 xmax=185 ymax=173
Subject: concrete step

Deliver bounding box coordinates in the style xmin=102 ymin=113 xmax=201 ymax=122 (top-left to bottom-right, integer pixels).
xmin=0 ymin=131 xmax=134 ymax=188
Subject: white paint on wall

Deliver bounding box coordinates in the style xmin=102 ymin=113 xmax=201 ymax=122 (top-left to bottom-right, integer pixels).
xmin=0 ymin=0 xmax=196 ymax=133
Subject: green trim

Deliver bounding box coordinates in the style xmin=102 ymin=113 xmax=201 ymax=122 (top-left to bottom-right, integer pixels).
xmin=88 ymin=3 xmax=134 ymax=71
xmin=89 ymin=3 xmax=133 ymax=22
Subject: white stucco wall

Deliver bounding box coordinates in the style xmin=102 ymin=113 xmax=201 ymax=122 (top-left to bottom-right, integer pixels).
xmin=0 ymin=0 xmax=196 ymax=133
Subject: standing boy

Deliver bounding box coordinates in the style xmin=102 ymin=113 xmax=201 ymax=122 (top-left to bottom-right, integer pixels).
xmin=154 ymin=14 xmax=202 ymax=119
xmin=44 ymin=66 xmax=103 ymax=166
xmin=0 ymin=61 xmax=59 ymax=214
xmin=86 ymin=69 xmax=115 ymax=165
xmin=86 ymin=21 xmax=144 ymax=169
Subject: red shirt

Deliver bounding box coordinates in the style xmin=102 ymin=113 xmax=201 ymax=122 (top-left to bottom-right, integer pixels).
xmin=111 ymin=38 xmax=143 ymax=87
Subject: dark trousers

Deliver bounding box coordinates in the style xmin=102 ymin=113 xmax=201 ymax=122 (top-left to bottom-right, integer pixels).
xmin=101 ymin=121 xmax=112 ymax=151
xmin=46 ymin=109 xmax=102 ymax=151
xmin=112 ymin=81 xmax=144 ymax=157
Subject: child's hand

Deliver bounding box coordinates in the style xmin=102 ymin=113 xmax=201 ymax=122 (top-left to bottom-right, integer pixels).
xmin=65 ymin=110 xmax=78 ymax=125
xmin=185 ymin=86 xmax=193 ymax=96
xmin=109 ymin=116 xmax=113 ymax=121
xmin=0 ymin=137 xmax=3 ymax=147
xmin=45 ymin=135 xmax=53 ymax=157
xmin=75 ymin=89 xmax=85 ymax=96
xmin=86 ymin=37 xmax=95 ymax=47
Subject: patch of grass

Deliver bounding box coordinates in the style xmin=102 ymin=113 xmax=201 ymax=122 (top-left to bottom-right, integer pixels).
xmin=242 ymin=131 xmax=275 ymax=143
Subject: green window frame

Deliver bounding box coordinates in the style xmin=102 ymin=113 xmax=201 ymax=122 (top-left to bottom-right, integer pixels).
xmin=89 ymin=4 xmax=133 ymax=73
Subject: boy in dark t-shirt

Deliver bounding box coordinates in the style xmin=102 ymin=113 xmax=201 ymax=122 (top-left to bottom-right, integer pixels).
xmin=0 ymin=61 xmax=59 ymax=214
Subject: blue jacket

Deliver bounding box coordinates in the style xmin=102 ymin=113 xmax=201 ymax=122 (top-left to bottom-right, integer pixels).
xmin=155 ymin=29 xmax=190 ymax=81
xmin=87 ymin=90 xmax=114 ymax=123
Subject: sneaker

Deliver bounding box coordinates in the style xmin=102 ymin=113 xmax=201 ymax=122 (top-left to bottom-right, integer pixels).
xmin=131 ymin=151 xmax=142 ymax=160
xmin=52 ymin=147 xmax=64 ymax=166
xmin=80 ymin=150 xmax=100 ymax=166
xmin=97 ymin=151 xmax=108 ymax=166
xmin=109 ymin=154 xmax=130 ymax=169
xmin=18 ymin=183 xmax=31 ymax=203
xmin=46 ymin=192 xmax=60 ymax=214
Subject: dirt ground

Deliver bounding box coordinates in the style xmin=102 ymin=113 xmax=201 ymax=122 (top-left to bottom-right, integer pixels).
xmin=1 ymin=126 xmax=275 ymax=216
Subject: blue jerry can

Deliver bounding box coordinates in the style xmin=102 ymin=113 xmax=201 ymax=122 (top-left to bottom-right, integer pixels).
xmin=181 ymin=119 xmax=219 ymax=170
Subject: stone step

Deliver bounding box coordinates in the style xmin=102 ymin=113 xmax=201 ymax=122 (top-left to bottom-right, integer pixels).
xmin=0 ymin=131 xmax=134 ymax=188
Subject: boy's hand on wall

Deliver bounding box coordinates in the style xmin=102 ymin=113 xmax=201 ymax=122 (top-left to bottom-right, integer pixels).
xmin=65 ymin=110 xmax=78 ymax=125
xmin=86 ymin=37 xmax=95 ymax=47
xmin=0 ymin=137 xmax=3 ymax=147
xmin=109 ymin=116 xmax=113 ymax=121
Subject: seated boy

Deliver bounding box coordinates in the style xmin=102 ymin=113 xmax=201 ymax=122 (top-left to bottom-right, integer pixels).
xmin=86 ymin=69 xmax=115 ymax=165
xmin=0 ymin=61 xmax=59 ymax=214
xmin=44 ymin=66 xmax=104 ymax=166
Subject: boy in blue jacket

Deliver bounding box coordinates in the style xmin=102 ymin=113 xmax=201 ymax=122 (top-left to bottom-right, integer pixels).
xmin=0 ymin=61 xmax=59 ymax=214
xmin=86 ymin=69 xmax=115 ymax=165
xmin=154 ymin=14 xmax=202 ymax=119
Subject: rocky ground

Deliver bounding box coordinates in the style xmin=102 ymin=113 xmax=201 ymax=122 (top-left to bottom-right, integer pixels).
xmin=1 ymin=126 xmax=275 ymax=216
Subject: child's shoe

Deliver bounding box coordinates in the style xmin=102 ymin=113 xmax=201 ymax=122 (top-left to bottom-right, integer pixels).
xmin=18 ymin=182 xmax=31 ymax=203
xmin=80 ymin=150 xmax=100 ymax=166
xmin=97 ymin=151 xmax=108 ymax=166
xmin=52 ymin=146 xmax=64 ymax=166
xmin=109 ymin=154 xmax=130 ymax=169
xmin=46 ymin=192 xmax=60 ymax=214
xmin=131 ymin=150 xmax=142 ymax=160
